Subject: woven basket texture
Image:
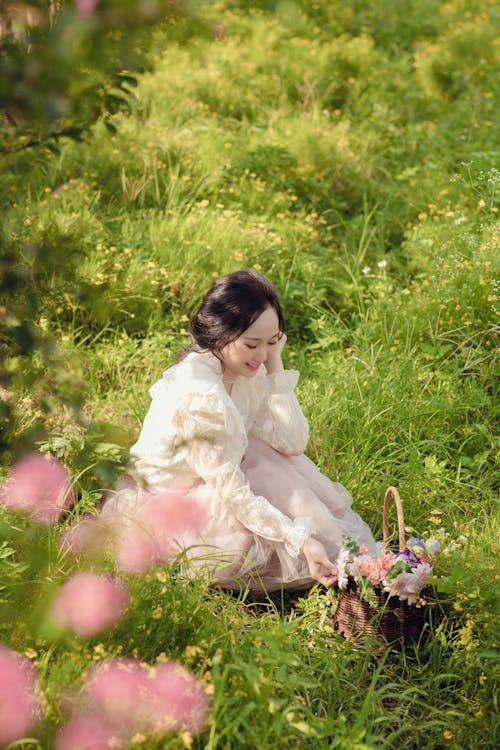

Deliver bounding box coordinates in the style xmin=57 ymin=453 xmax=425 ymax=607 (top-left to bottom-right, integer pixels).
xmin=333 ymin=578 xmax=426 ymax=645
xmin=333 ymin=487 xmax=428 ymax=646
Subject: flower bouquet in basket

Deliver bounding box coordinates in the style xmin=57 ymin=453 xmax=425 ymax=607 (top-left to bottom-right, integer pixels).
xmin=333 ymin=487 xmax=440 ymax=645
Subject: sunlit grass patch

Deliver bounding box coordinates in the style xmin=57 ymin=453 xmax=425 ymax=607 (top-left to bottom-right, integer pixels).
xmin=1 ymin=0 xmax=499 ymax=747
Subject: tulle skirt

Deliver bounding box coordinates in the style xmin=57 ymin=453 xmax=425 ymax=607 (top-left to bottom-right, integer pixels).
xmin=103 ymin=436 xmax=376 ymax=592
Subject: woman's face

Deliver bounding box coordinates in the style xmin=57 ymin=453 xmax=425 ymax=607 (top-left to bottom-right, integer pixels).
xmin=220 ymin=306 xmax=281 ymax=380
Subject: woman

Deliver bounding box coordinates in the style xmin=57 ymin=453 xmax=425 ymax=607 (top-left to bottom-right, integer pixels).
xmin=103 ymin=270 xmax=375 ymax=591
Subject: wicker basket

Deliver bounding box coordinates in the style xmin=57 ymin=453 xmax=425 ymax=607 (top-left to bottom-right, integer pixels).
xmin=333 ymin=486 xmax=427 ymax=646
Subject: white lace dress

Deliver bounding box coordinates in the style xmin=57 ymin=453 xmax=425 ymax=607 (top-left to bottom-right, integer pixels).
xmin=103 ymin=351 xmax=375 ymax=591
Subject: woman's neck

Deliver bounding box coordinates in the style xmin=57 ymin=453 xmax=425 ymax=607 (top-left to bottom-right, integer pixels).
xmin=222 ymin=375 xmax=236 ymax=395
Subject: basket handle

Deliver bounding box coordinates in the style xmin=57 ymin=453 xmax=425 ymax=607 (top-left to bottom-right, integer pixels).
xmin=383 ymin=486 xmax=406 ymax=553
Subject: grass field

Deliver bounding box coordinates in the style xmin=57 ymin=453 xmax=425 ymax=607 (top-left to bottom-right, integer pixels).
xmin=1 ymin=1 xmax=499 ymax=748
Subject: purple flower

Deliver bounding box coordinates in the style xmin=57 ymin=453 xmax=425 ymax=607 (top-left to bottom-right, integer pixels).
xmin=406 ymin=537 xmax=426 ymax=557
xmin=394 ymin=548 xmax=420 ymax=568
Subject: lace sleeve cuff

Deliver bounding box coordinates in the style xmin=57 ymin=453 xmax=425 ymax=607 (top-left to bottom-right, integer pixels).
xmin=266 ymin=369 xmax=300 ymax=394
xmin=284 ymin=517 xmax=315 ymax=558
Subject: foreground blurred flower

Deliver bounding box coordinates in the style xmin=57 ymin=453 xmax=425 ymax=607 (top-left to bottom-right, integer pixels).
xmin=84 ymin=658 xmax=150 ymax=735
xmin=75 ymin=0 xmax=99 ymax=19
xmin=0 ymin=452 xmax=74 ymax=525
xmin=73 ymin=657 xmax=210 ymax=741
xmin=63 ymin=489 xmax=206 ymax=573
xmin=147 ymin=662 xmax=210 ymax=734
xmin=55 ymin=713 xmax=114 ymax=750
xmin=0 ymin=645 xmax=40 ymax=744
xmin=51 ymin=573 xmax=129 ymax=637
xmin=115 ymin=490 xmax=205 ymax=573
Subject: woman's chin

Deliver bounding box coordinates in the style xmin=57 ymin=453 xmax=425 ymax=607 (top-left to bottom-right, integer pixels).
xmin=244 ymin=364 xmax=261 ymax=376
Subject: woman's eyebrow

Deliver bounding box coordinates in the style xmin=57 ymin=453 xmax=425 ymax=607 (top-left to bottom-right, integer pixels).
xmin=243 ymin=332 xmax=280 ymax=341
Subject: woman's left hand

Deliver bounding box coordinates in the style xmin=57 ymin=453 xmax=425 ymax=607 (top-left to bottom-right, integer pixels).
xmin=265 ymin=332 xmax=286 ymax=374
xmin=301 ymin=537 xmax=338 ymax=588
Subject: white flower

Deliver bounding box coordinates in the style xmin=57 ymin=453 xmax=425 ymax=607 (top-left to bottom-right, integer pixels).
xmin=425 ymin=538 xmax=440 ymax=555
xmin=377 ymin=259 xmax=387 ymax=268
xmin=362 ymin=266 xmax=370 ymax=275
xmin=454 ymin=217 xmax=466 ymax=225
xmin=336 ymin=548 xmax=351 ymax=590
xmin=382 ymin=562 xmax=432 ymax=604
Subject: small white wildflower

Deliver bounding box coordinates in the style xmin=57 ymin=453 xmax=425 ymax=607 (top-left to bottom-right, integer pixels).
xmin=336 ymin=548 xmax=351 ymax=590
xmin=454 ymin=217 xmax=466 ymax=225
xmin=377 ymin=259 xmax=387 ymax=268
xmin=425 ymin=538 xmax=441 ymax=555
xmin=362 ymin=266 xmax=370 ymax=275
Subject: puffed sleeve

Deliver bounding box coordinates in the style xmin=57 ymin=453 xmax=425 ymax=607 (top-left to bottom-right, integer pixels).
xmin=176 ymin=393 xmax=314 ymax=557
xmin=252 ymin=370 xmax=309 ymax=455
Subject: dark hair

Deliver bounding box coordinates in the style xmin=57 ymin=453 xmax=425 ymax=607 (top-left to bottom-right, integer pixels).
xmin=177 ymin=270 xmax=284 ymax=362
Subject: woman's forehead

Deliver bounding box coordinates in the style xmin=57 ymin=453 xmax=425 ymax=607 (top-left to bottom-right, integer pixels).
xmin=242 ymin=307 xmax=280 ymax=339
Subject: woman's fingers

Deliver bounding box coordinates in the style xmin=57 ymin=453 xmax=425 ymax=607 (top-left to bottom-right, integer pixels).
xmin=317 ymin=563 xmax=338 ymax=587
xmin=302 ymin=538 xmax=338 ymax=587
xmin=319 ymin=572 xmax=338 ymax=587
xmin=275 ymin=332 xmax=287 ymax=355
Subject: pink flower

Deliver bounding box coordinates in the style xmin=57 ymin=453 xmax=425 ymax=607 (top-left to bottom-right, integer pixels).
xmin=355 ymin=552 xmax=395 ymax=585
xmin=0 ymin=452 xmax=74 ymax=525
xmin=380 ymin=552 xmax=395 ymax=573
xmin=114 ymin=490 xmax=205 ymax=573
xmin=75 ymin=0 xmax=99 ymax=19
xmin=0 ymin=646 xmax=40 ymax=744
xmin=358 ymin=544 xmax=369 ymax=554
xmin=51 ymin=573 xmax=129 ymax=637
xmin=84 ymin=659 xmax=150 ymax=735
xmin=80 ymin=657 xmax=210 ymax=739
xmin=55 ymin=714 xmax=114 ymax=750
xmin=147 ymin=662 xmax=210 ymax=735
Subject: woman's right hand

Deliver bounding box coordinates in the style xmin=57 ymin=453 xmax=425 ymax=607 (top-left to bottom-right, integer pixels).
xmin=301 ymin=537 xmax=338 ymax=588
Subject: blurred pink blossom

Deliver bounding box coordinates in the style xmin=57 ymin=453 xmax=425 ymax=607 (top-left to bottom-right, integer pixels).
xmin=0 ymin=452 xmax=74 ymax=525
xmin=114 ymin=490 xmax=206 ymax=573
xmin=51 ymin=573 xmax=129 ymax=637
xmin=80 ymin=657 xmax=209 ymax=740
xmin=84 ymin=658 xmax=150 ymax=735
xmin=147 ymin=662 xmax=210 ymax=734
xmin=62 ymin=489 xmax=205 ymax=573
xmin=0 ymin=646 xmax=40 ymax=744
xmin=75 ymin=0 xmax=99 ymax=19
xmin=55 ymin=713 xmax=114 ymax=750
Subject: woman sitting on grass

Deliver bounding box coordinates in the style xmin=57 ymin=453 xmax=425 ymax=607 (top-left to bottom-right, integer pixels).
xmin=103 ymin=270 xmax=376 ymax=591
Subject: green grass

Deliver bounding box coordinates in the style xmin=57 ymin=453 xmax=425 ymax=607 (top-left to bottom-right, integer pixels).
xmin=1 ymin=1 xmax=499 ymax=748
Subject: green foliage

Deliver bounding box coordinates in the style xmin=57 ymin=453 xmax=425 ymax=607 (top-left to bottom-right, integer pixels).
xmin=0 ymin=1 xmax=193 ymax=153
xmin=0 ymin=0 xmax=499 ymax=748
